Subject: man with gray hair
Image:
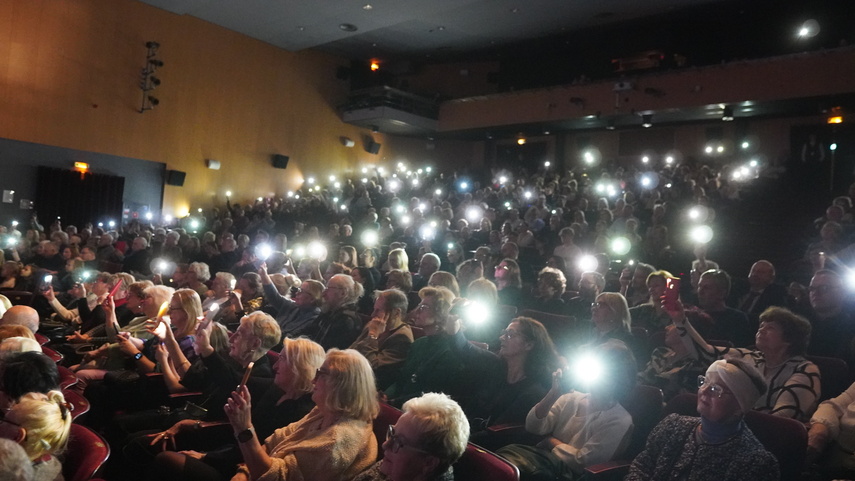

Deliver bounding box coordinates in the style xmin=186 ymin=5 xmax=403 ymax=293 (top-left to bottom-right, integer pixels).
xmin=412 ymin=253 xmax=440 ymax=291
xmin=304 ymin=274 xmax=363 ymax=350
xmin=0 ymin=306 xmax=40 ymax=334
xmin=122 ymin=236 xmax=151 ymax=276
xmin=350 ymin=288 xmax=414 ymax=389
xmin=565 ymin=271 xmax=605 ymax=320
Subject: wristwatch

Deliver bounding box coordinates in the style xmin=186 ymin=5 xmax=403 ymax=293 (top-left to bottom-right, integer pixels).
xmin=133 ymin=351 xmax=144 ymax=361
xmin=235 ymin=427 xmax=254 ymax=443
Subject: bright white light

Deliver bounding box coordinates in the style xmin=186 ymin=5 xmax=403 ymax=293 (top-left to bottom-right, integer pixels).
xmin=665 ymin=156 xmax=674 ymax=164
xmin=611 ymin=237 xmax=631 ymax=256
xmin=412 ymin=179 xmax=419 ymax=187
xmin=499 ymin=176 xmax=508 ymax=184
xmin=190 ymin=220 xmax=200 ymax=229
xmin=544 ymin=161 xmax=551 ymax=167
xmin=295 ymin=195 xmax=300 ymax=199
xmin=225 ymin=191 xmax=232 ymax=197
xmin=466 ymin=207 xmax=481 ymax=223
xmin=733 ymin=171 xmax=743 ymax=180
xmin=741 ymin=141 xmax=750 ymax=149
xmin=377 ymin=167 xmax=385 ymax=174
xmin=690 ymin=225 xmax=714 ymax=244
xmin=846 ymin=270 xmax=855 ymax=290
xmin=583 ymin=151 xmax=595 ymax=164
xmin=573 ymin=354 xmax=604 ymax=385
xmin=361 ymin=167 xmax=368 ymax=174
xmin=145 ymin=212 xmax=153 ymax=220
xmin=418 ymin=203 xmax=426 ymax=212
xmin=108 ymin=220 xmax=116 ymax=228
xmin=524 ymin=191 xmax=532 ymax=199
xmin=716 ymin=145 xmax=724 ymax=153
xmin=164 ymin=215 xmax=173 ymax=223
xmin=705 ymin=145 xmax=714 ymax=154
xmin=429 ymin=220 xmax=437 ymax=228
xmin=198 ymin=208 xmax=203 ymax=213
xmin=435 ymin=189 xmax=442 ymax=196
xmin=287 ymin=191 xmax=294 ymax=198
xmin=256 ymin=243 xmax=272 ymax=260
xmin=739 ymin=166 xmax=750 ymax=177
xmin=334 ymin=181 xmax=341 ymax=189
xmin=329 ymin=175 xmax=336 ymax=182
xmin=665 ymin=183 xmax=672 ymax=188
xmin=361 ymin=178 xmax=368 ymax=183
xmin=361 ymin=230 xmax=379 ymax=247
xmin=307 ymin=241 xmax=326 ymax=259
xmin=340 ymin=204 xmax=347 ymax=210
xmin=689 ymin=208 xmax=703 ymax=220
xmin=332 ymin=197 xmax=338 ymax=202
xmin=420 ymin=225 xmax=436 ymax=240
xmin=425 ymin=167 xmax=432 ymax=173
xmin=307 ymin=177 xmax=315 ymax=184
xmin=749 ymin=159 xmax=759 ymax=168
xmin=606 ymin=185 xmax=617 ymax=197
xmin=578 ymin=255 xmax=598 ymax=272
xmin=397 ymin=162 xmax=405 ymax=171
xmin=641 ymin=176 xmax=651 ymax=187
xmin=459 ymin=181 xmax=469 ymax=190
xmin=388 ymin=180 xmax=399 ymax=192
xmin=417 ymin=168 xmax=423 ymax=174
xmin=11 ymin=220 xmax=18 ymax=226
xmin=831 ymin=143 xmax=838 ymax=151
xmin=401 ymin=215 xmax=411 ymax=225
xmin=294 ymin=246 xmax=306 ymax=259
xmin=395 ymin=205 xmax=405 ymax=214
xmin=595 ymin=183 xmax=605 ymax=194
xmin=463 ymin=301 xmax=488 ymax=325
xmin=641 ymin=156 xmax=649 ymax=164
xmin=256 ymin=197 xmax=262 ymax=202
xmin=98 ymin=222 xmax=103 ymax=227
xmin=799 ymin=27 xmax=809 ymax=37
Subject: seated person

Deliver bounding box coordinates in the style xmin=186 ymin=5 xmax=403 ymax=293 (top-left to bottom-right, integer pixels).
xmin=625 ymin=357 xmax=779 ymax=480
xmin=349 ymin=289 xmax=414 ymax=390
xmin=148 ymin=337 xmax=326 ymax=481
xmin=672 ymin=303 xmax=820 ymax=421
xmin=0 ymin=390 xmax=72 ymax=481
xmin=222 ymin=349 xmax=378 ymax=481
xmin=520 ymin=267 xmax=567 ymax=315
xmin=353 ymin=392 xmax=470 ymax=481
xmin=497 ymin=339 xmax=637 ymax=481
xmin=0 ymin=351 xmax=60 ymax=410
xmin=470 ymin=317 xmax=559 ymax=445
xmin=638 ymin=325 xmax=707 ymax=401
xmin=807 ymin=380 xmax=855 ymax=477
xmin=258 ymin=264 xmax=322 ymax=340
xmin=629 ymin=270 xmax=676 ymax=335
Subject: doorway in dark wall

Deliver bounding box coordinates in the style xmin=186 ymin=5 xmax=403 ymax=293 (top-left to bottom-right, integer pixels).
xmin=495 ymin=141 xmax=549 ymax=175
xmin=35 ymin=167 xmax=125 ymax=228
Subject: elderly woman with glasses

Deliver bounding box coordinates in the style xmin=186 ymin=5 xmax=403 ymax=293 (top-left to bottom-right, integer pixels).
xmin=354 ymin=392 xmax=470 ymax=481
xmin=669 ymin=302 xmax=820 ymax=422
xmin=223 ymin=349 xmax=378 ymax=481
xmin=625 ymin=357 xmax=779 ymax=481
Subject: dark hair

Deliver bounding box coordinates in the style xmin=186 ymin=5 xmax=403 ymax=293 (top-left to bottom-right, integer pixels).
xmin=352 ymin=267 xmax=376 ymax=293
xmin=241 ymin=272 xmax=262 ymax=296
xmin=758 ymin=306 xmax=812 ymax=356
xmin=1 ymin=352 xmax=59 ymax=400
xmin=512 ymin=317 xmax=559 ymax=383
xmin=701 ymin=269 xmax=731 ymax=297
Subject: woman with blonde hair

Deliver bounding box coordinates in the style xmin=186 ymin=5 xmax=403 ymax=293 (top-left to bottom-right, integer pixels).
xmin=224 ymin=349 xmax=378 ymax=481
xmin=149 ymin=337 xmax=326 ymax=480
xmin=0 ymin=390 xmax=72 ymax=481
xmin=386 ymin=248 xmax=409 ymax=273
xmin=428 ymin=271 xmax=460 ymax=298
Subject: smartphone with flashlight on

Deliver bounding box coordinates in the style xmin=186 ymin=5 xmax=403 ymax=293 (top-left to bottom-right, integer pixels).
xmin=40 ymin=274 xmax=53 ymax=293
xmin=663 ymin=278 xmax=680 ymax=311
xmin=238 ymin=361 xmax=254 ymax=391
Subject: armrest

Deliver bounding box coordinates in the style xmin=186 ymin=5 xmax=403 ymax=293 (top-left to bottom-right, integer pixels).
xmin=584 ymin=460 xmax=631 ymax=481
xmin=486 ymin=423 xmax=525 ymax=434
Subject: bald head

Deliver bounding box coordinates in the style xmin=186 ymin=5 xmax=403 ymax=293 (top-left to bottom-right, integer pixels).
xmin=748 ymin=260 xmax=775 ymax=291
xmin=1 ymin=306 xmax=39 ymax=333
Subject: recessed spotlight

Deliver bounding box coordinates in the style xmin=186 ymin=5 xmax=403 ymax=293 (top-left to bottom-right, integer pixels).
xmin=339 ymin=23 xmax=358 ymax=32
xmin=297 ymin=26 xmax=305 ymax=31
xmin=362 ymin=4 xmax=373 ymax=10
xmin=437 ymin=26 xmax=445 ymax=31
xmin=510 ymin=7 xmax=520 ymax=13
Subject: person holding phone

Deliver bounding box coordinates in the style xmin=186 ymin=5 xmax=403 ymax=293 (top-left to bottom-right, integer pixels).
xmin=629 ymin=270 xmax=679 ymax=335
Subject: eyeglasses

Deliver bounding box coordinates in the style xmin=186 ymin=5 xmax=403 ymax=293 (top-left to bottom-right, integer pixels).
xmin=168 ymin=306 xmax=183 ymax=312
xmin=591 ymin=302 xmax=611 ymax=309
xmin=500 ymin=329 xmax=523 ymax=340
xmin=315 ymin=368 xmax=331 ymax=379
xmin=697 ymin=375 xmax=733 ymax=398
xmin=808 ymin=285 xmax=839 ymax=294
xmin=415 ymin=304 xmax=434 ymax=311
xmin=386 ymin=424 xmax=430 ymax=455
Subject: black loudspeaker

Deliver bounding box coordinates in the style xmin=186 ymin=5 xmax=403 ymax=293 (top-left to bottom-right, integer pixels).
xmin=366 ymin=141 xmax=381 ymax=155
xmin=165 ymin=170 xmax=186 ymax=186
xmin=272 ymin=154 xmax=290 ymax=169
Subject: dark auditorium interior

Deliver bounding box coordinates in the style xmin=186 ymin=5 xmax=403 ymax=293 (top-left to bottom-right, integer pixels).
xmin=1 ymin=0 xmax=855 ymax=480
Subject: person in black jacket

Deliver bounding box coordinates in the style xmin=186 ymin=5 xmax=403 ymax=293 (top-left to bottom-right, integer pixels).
xmin=303 ymin=274 xmax=363 ymax=350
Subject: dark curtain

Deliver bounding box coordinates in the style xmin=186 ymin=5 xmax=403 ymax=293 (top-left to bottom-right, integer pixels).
xmin=35 ymin=166 xmax=125 ymax=228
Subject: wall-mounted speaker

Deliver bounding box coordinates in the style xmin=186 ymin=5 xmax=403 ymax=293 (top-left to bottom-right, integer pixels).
xmin=206 ymin=159 xmax=221 ymax=170
xmin=165 ymin=170 xmax=186 ymax=186
xmin=366 ymin=141 xmax=381 ymax=155
xmin=272 ymin=154 xmax=290 ymax=169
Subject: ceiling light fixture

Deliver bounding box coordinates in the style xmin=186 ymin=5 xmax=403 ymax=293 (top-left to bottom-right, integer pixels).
xmin=339 ymin=23 xmax=358 ymax=32
xmin=641 ymin=114 xmax=653 ymax=128
xmin=362 ymin=4 xmax=373 ymax=10
xmin=722 ymin=106 xmax=734 ymax=121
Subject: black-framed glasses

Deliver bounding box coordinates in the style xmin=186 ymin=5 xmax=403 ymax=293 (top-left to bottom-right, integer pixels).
xmin=386 ymin=424 xmax=430 ymax=455
xmin=697 ymin=375 xmax=733 ymax=398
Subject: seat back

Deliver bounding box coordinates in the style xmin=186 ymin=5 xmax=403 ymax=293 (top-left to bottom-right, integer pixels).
xmin=57 ymin=365 xmax=79 ymax=390
xmin=42 ymin=345 xmax=63 ymax=363
xmin=806 ymin=355 xmax=849 ymax=402
xmin=454 ymin=443 xmax=520 ymax=481
xmin=622 ymin=384 xmax=664 ymax=457
xmin=518 ymin=309 xmax=580 ymax=350
xmin=62 ymin=389 xmax=91 ymax=421
xmin=665 ymin=393 xmax=807 ymax=481
xmin=34 ymin=332 xmax=50 ymax=345
xmin=373 ymin=402 xmax=403 ymax=459
xmin=62 ymin=424 xmax=110 ymax=481
xmin=2 ymin=290 xmax=33 ymax=306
